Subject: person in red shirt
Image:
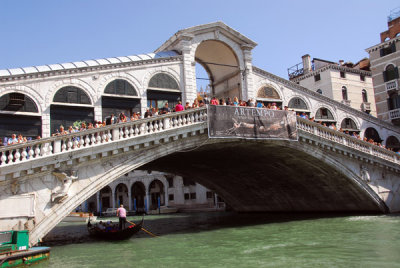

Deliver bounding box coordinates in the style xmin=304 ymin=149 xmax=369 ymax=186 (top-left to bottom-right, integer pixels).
xmin=175 ymin=101 xmax=184 ymax=112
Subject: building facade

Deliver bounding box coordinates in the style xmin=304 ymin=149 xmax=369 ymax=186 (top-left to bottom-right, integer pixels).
xmin=82 ymin=170 xmax=223 ymax=215
xmin=366 ymin=9 xmax=400 ymax=126
xmin=288 ymin=55 xmax=376 ymax=117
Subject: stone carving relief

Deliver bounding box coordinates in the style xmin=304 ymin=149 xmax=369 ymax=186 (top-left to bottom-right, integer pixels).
xmin=360 ymin=165 xmax=371 ymax=182
xmin=51 ymin=170 xmax=78 ymax=203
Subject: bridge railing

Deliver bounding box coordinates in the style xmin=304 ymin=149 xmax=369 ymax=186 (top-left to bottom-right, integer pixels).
xmin=296 ymin=117 xmax=400 ymax=164
xmin=0 ymin=108 xmax=208 ymax=167
xmin=1 ymin=107 xmax=399 ymax=168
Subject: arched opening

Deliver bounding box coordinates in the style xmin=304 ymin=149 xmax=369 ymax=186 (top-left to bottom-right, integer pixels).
xmin=340 ymin=118 xmax=359 ymax=135
xmin=147 ymin=73 xmax=181 ymax=111
xmin=0 ymin=92 xmax=41 ymax=141
xmin=316 ymin=89 xmax=323 ymax=94
xmin=384 ymin=64 xmax=398 ymax=82
xmin=256 ymin=86 xmax=282 ymax=109
xmin=364 ymin=127 xmax=382 ymax=143
xmin=50 ymin=86 xmax=94 ymax=135
xmin=131 ymin=182 xmax=146 ymax=213
xmin=315 ymin=107 xmax=336 ymax=126
xmin=99 ymin=186 xmax=112 ymax=213
xmin=288 ymin=97 xmax=309 ymax=117
xmin=386 ymin=136 xmax=400 ymax=152
xmin=115 ymin=183 xmax=129 ymax=208
xmin=362 ymin=89 xmax=368 ymax=103
xmin=102 ymin=79 xmax=141 ymax=121
xmin=195 ymin=40 xmax=241 ymax=100
xmin=342 ymin=86 xmax=348 ymax=100
xmin=148 ymin=179 xmax=165 ymax=210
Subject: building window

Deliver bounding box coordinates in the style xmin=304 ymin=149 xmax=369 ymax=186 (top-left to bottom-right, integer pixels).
xmin=256 ymin=86 xmax=280 ymax=99
xmin=316 ymin=89 xmax=322 ymax=94
xmin=340 ymin=71 xmax=346 ymax=78
xmin=360 ymin=74 xmax=365 ymax=81
xmin=53 ymin=86 xmax=91 ymax=104
xmin=362 ymin=89 xmax=368 ymax=103
xmin=168 ymin=194 xmax=174 ymax=201
xmin=0 ymin=93 xmax=38 ymax=113
xmin=387 ymin=92 xmax=400 ymax=111
xmin=314 ymin=74 xmax=321 ymax=82
xmin=104 ymin=79 xmax=137 ymax=96
xmin=380 ymin=43 xmax=396 ymax=57
xmin=342 ymin=86 xmax=348 ymax=100
xmin=383 ymin=64 xmax=399 ymax=82
xmin=184 ymin=193 xmax=190 ymax=200
xmin=288 ymin=97 xmax=308 ymax=110
xmin=190 ymin=193 xmax=196 ymax=200
xmin=206 ymin=191 xmax=213 ymax=199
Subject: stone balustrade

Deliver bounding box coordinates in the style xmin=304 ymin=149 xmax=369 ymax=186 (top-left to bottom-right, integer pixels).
xmin=0 ymin=107 xmax=399 ymax=169
xmin=0 ymin=107 xmax=208 ymax=167
xmin=296 ymin=117 xmax=400 ymax=165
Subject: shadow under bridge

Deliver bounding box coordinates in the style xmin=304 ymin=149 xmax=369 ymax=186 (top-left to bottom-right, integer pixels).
xmin=142 ymin=141 xmax=387 ymax=213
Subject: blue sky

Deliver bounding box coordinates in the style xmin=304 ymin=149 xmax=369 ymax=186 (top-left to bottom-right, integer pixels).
xmin=1 ymin=0 xmax=398 ymax=82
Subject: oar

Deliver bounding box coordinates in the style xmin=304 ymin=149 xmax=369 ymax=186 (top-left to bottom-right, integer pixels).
xmin=127 ymin=220 xmax=158 ymax=237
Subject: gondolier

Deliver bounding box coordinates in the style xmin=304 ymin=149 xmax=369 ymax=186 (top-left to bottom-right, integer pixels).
xmin=116 ymin=204 xmax=127 ymax=230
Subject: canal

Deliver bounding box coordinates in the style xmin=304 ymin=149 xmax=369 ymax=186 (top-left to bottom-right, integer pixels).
xmin=38 ymin=212 xmax=400 ymax=267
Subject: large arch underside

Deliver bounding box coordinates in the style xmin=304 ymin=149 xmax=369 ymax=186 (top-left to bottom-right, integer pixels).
xmin=142 ymin=141 xmax=386 ymax=212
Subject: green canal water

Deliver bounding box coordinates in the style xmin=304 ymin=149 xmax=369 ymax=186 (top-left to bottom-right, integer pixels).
xmin=38 ymin=212 xmax=400 ymax=268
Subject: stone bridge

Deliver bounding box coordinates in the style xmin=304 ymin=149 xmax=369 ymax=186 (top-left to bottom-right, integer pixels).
xmin=0 ymin=107 xmax=400 ymax=246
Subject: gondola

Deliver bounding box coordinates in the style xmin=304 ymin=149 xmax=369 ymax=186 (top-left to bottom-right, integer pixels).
xmin=87 ymin=217 xmax=144 ymax=240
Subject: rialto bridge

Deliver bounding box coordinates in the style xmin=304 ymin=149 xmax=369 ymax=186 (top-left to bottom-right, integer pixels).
xmin=0 ymin=22 xmax=400 ymax=246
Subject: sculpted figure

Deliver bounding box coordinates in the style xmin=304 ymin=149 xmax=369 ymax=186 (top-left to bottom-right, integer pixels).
xmin=360 ymin=165 xmax=371 ymax=182
xmin=51 ymin=171 xmax=78 ymax=203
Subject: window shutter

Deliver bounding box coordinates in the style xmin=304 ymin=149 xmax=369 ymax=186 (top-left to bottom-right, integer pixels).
xmin=383 ymin=71 xmax=388 ymax=82
xmin=380 ymin=48 xmax=384 ymax=57
xmin=391 ymin=42 xmax=396 ymax=53
xmin=395 ymin=67 xmax=399 ymax=79
xmin=388 ymin=98 xmax=393 ymax=110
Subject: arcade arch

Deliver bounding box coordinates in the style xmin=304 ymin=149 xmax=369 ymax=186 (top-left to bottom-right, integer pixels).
xmin=147 ymin=73 xmax=181 ymax=110
xmin=99 ymin=186 xmax=112 ymax=212
xmin=132 ymin=182 xmax=146 ymax=213
xmin=0 ymin=92 xmax=41 ymax=139
xmin=115 ymin=183 xmax=129 ymax=208
xmin=386 ymin=136 xmax=400 ymax=151
xmin=102 ymin=79 xmax=141 ymax=121
xmin=195 ymin=40 xmax=241 ymax=99
xmin=288 ymin=97 xmax=310 ymax=117
xmin=256 ymin=85 xmax=282 ymax=108
xmin=148 ymin=179 xmax=165 ymax=210
xmin=364 ymin=127 xmax=382 ymax=143
xmin=315 ymin=107 xmax=336 ymax=126
xmin=50 ymin=86 xmax=94 ymax=135
xmin=340 ymin=118 xmax=359 ymax=133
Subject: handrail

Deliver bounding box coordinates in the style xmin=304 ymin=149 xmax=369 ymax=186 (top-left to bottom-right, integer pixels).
xmin=0 ymin=107 xmax=399 ymax=168
xmin=0 ymin=107 xmax=208 ymax=166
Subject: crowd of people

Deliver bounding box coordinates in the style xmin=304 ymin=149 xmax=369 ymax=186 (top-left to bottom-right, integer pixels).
xmin=1 ymin=95 xmax=399 ymax=154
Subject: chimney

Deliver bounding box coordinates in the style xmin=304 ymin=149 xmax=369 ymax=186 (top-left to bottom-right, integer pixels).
xmin=302 ymin=54 xmax=312 ymax=74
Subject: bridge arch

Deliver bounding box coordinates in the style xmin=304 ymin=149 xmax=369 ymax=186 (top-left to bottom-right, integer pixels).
xmin=27 ymin=134 xmax=388 ymax=244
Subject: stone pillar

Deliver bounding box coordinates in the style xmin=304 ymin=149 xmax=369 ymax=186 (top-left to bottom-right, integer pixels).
xmin=214 ymin=193 xmax=218 ymax=209
xmin=41 ymin=111 xmax=51 ymax=138
xmin=241 ymin=45 xmax=255 ymax=101
xmin=96 ymin=192 xmax=100 ymax=213
xmin=180 ymin=34 xmax=197 ymax=105
xmin=128 ymin=189 xmax=132 ymax=211
xmin=145 ymin=194 xmax=149 ymax=212
xmin=111 ymin=188 xmax=116 ymax=209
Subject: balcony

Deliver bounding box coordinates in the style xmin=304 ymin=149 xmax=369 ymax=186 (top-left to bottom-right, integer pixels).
xmin=389 ymin=108 xmax=400 ymax=120
xmin=341 ymin=99 xmax=351 ymax=106
xmin=385 ymin=79 xmax=398 ymax=92
xmin=361 ymin=102 xmax=371 ymax=112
